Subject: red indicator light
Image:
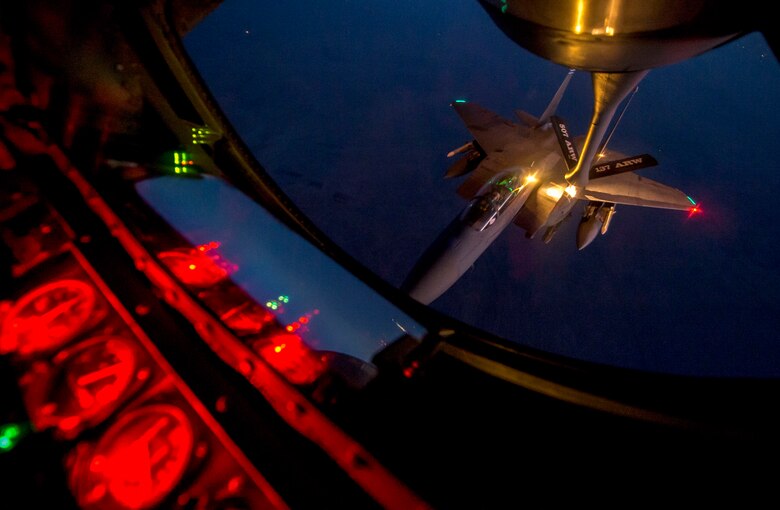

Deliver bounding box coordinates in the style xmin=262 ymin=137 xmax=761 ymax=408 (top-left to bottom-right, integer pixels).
xmin=257 ymin=333 xmax=325 ymax=385
xmin=215 ymin=395 xmax=227 ymax=413
xmin=403 ymin=360 xmax=420 ymax=379
xmin=227 ymin=476 xmax=242 ymax=493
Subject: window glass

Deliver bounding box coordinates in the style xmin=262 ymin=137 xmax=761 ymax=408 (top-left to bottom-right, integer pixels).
xmin=182 ymin=1 xmax=780 ymax=377
xmin=136 ymin=175 xmax=426 ymax=364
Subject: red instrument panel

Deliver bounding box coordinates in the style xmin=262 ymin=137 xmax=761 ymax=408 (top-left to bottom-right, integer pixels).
xmin=31 ymin=335 xmax=150 ymax=440
xmin=68 ymin=403 xmax=196 ymax=510
xmin=0 ymin=243 xmax=286 ymax=509
xmin=1 ymin=279 xmax=105 ymax=357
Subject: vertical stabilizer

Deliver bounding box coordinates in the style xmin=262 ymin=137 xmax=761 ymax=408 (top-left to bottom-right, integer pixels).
xmin=537 ymin=68 xmax=576 ymax=127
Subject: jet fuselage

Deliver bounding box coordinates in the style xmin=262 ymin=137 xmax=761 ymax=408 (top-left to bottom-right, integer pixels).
xmin=402 ymin=129 xmax=571 ymax=304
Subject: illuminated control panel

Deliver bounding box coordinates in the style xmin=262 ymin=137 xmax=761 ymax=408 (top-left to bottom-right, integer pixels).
xmin=0 ymin=198 xmax=286 ymax=510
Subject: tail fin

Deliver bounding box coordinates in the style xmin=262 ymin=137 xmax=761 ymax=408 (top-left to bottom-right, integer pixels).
xmin=537 ymin=68 xmax=575 ymax=127
xmin=550 ymin=115 xmax=580 ymax=172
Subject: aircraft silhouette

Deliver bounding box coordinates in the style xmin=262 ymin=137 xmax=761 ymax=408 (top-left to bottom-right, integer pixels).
xmin=402 ymin=70 xmax=697 ymax=304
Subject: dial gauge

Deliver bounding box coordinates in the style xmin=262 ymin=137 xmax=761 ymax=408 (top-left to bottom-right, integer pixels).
xmin=35 ymin=336 xmax=146 ymax=439
xmin=73 ymin=404 xmax=196 ymax=510
xmin=1 ymin=279 xmax=103 ymax=357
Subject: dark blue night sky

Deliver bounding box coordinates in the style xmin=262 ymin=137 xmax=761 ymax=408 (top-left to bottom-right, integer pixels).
xmin=183 ymin=1 xmax=780 ymax=377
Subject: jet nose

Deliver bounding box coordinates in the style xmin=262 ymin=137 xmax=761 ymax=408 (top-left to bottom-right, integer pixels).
xmin=400 ymin=262 xmax=452 ymax=305
xmin=401 ymin=220 xmax=471 ymax=305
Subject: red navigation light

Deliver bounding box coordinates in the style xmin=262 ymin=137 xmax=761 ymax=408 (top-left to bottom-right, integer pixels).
xmin=158 ymin=246 xmax=233 ymax=287
xmin=687 ymin=204 xmax=702 ymax=218
xmin=257 ymin=333 xmax=325 ymax=386
xmin=0 ymin=279 xmax=103 ymax=356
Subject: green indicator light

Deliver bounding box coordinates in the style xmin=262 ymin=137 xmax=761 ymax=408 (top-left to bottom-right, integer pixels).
xmin=501 ymin=4 xmax=507 ymax=13
xmin=686 ymin=196 xmax=696 ymax=205
xmin=0 ymin=423 xmax=28 ymax=453
xmin=3 ymin=426 xmax=20 ymax=440
xmin=159 ymin=150 xmax=201 ymax=177
xmin=182 ymin=123 xmax=222 ymax=146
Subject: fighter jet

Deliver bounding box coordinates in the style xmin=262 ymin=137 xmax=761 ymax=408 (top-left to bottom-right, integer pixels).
xmin=401 ymin=70 xmax=698 ymax=305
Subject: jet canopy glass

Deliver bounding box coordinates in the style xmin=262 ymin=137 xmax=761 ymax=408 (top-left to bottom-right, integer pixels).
xmin=461 ymin=170 xmax=531 ymax=231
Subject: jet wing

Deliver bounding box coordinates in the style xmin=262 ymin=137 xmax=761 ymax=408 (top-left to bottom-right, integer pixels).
xmin=582 ymin=172 xmax=694 ymax=210
xmin=452 ymin=102 xmax=524 ymax=154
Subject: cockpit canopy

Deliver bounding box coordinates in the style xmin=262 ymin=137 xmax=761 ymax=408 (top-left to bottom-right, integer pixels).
xmin=461 ymin=170 xmax=529 ymax=231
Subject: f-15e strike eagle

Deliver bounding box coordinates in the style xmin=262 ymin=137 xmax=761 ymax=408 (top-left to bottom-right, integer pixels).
xmin=402 ymin=70 xmax=699 ymax=304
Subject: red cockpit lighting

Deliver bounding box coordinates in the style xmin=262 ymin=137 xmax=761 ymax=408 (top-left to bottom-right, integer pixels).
xmin=157 ymin=246 xmax=234 ymax=287
xmin=35 ymin=336 xmax=144 ymax=439
xmin=0 ymin=279 xmax=102 ymax=356
xmin=220 ymin=302 xmax=275 ymax=336
xmin=256 ymin=333 xmax=325 ymax=386
xmin=71 ymin=404 xmax=195 ymax=510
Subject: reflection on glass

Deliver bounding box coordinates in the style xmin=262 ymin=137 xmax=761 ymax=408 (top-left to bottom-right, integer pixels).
xmin=182 ymin=1 xmax=780 ymax=377
xmin=136 ymin=175 xmax=425 ymax=364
